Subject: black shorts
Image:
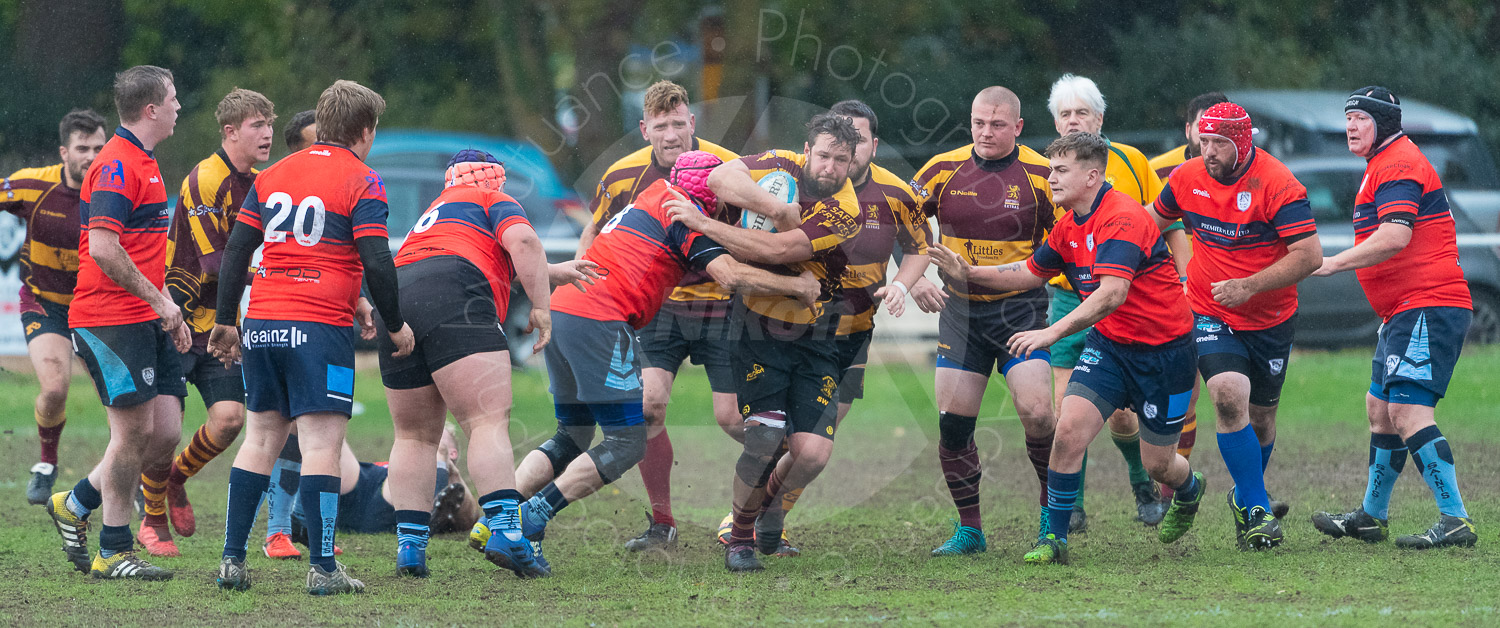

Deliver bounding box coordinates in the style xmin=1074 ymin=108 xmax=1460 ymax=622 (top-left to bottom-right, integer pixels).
xmin=379 ymin=256 xmax=510 ymax=390
xmin=1194 ymin=313 xmax=1296 ymax=407
xmin=545 ymin=311 xmax=643 ymax=404
xmin=180 ymin=348 xmax=246 ymax=409
xmin=735 ymin=330 xmax=840 ymax=440
xmin=21 ymin=298 xmax=69 ymax=342
xmin=638 ymin=308 xmax=739 ymax=394
xmin=834 ymin=329 xmax=873 ymax=404
xmin=72 ymin=322 xmax=188 ymax=407
xmin=936 ymin=289 xmax=1051 ymax=375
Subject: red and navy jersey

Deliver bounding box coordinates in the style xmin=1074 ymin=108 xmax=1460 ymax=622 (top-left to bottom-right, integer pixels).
xmin=396 ymin=185 xmax=532 ymax=311
xmin=1030 ymin=185 xmax=1191 ymax=345
xmin=1353 ymin=135 xmax=1470 ymax=319
xmin=552 ymin=179 xmax=727 ymax=328
xmin=71 ymin=127 xmax=171 ymax=328
xmin=238 ymin=143 xmax=389 ymax=326
xmin=1153 ymin=148 xmax=1317 ymax=330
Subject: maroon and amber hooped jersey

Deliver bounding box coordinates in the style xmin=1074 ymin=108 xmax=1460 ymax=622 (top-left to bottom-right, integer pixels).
xmin=237 ymin=143 xmax=389 ymax=326
xmin=1152 ymin=148 xmax=1317 ymax=330
xmin=72 ymin=127 xmax=171 ymax=328
xmin=1353 ymin=135 xmax=1470 ymax=319
xmin=166 ymin=149 xmax=257 ymax=348
xmin=396 ymin=184 xmax=532 ymax=312
xmin=553 ymin=179 xmax=727 ymax=328
xmin=1 ymin=163 xmax=82 ymax=307
xmin=837 ymin=163 xmax=929 ymax=335
xmin=1030 ymin=185 xmax=1191 ymax=346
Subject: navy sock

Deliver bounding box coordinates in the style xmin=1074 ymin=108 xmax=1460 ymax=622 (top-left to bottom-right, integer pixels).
xmin=1173 ymin=470 xmax=1201 ymax=501
xmin=1045 ymin=469 xmax=1081 ymax=542
xmin=1406 ymin=425 xmax=1468 ymax=518
xmin=1361 ymin=433 xmax=1406 ymax=519
xmin=68 ymin=477 xmax=102 ymax=519
xmin=536 ymin=483 xmax=569 ymax=517
xmin=299 ymin=474 xmax=341 ymax=571
xmin=1217 ymin=425 xmax=1269 ymax=510
xmin=1260 ymin=440 xmax=1275 ymax=473
xmin=480 ymin=489 xmax=523 ymax=521
xmin=99 ymin=524 xmax=132 ymax=558
xmin=395 ymin=509 xmax=431 ymax=559
xmin=223 ymin=468 xmax=270 ymax=561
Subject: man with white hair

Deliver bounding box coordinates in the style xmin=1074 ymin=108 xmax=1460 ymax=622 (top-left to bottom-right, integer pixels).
xmin=1044 ymin=74 xmax=1183 ymax=530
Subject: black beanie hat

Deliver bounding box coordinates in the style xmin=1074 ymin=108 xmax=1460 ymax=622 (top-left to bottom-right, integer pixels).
xmin=1345 ymin=86 xmax=1402 ymax=151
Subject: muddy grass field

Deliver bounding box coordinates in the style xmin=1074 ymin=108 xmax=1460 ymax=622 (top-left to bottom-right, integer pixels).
xmin=2 ymin=347 xmax=1498 ymax=626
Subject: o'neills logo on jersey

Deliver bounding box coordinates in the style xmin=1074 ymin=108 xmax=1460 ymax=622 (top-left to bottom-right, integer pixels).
xmin=1192 ymin=188 xmax=1211 ymax=199
xmin=310 ymin=149 xmax=332 ymax=156
xmin=243 ymin=326 xmax=309 ymax=349
xmin=948 ymin=189 xmax=977 ymax=197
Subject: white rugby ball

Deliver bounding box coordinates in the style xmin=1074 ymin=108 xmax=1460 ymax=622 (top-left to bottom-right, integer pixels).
xmin=741 ymin=171 xmax=798 ymax=232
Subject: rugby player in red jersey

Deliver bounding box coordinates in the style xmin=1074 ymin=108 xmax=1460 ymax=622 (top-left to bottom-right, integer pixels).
xmin=929 ymin=132 xmax=1205 ymax=565
xmin=46 ymin=67 xmax=187 ymax=581
xmin=507 ymin=150 xmax=819 ymax=575
xmin=4 ymin=109 xmax=106 ymax=505
xmin=1310 ymin=87 xmax=1477 ymax=549
xmin=209 ymin=80 xmax=415 ymax=595
xmin=1148 ymin=103 xmax=1322 ymax=550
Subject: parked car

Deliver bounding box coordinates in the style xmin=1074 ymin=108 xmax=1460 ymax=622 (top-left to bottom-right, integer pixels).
xmin=365 ymin=129 xmax=586 ymax=361
xmin=1288 ymin=156 xmax=1500 ymax=347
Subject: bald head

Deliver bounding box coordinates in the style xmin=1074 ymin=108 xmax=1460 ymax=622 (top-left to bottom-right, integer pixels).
xmin=971 ymin=86 xmax=1023 ymax=160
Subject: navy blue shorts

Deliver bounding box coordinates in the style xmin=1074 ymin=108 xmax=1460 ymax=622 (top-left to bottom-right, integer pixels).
xmin=241 ymin=318 xmax=356 ymax=419
xmin=1370 ymin=306 xmax=1471 ymax=407
xmin=1066 ymin=329 xmax=1196 ymax=446
xmin=72 ymin=322 xmax=188 ymax=407
xmin=936 ymin=289 xmax=1051 ymax=376
xmin=1193 ymin=313 xmax=1296 ymax=407
xmin=545 ymin=311 xmax=643 ymax=405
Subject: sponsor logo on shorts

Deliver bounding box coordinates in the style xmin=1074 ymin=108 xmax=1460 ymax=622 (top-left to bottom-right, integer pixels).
xmin=742 ymin=404 xmax=752 ymax=416
xmin=1073 ymin=365 xmax=1091 ymax=373
xmin=1268 ymin=359 xmax=1285 ymax=375
xmin=1079 ymin=348 xmax=1102 ymax=365
xmin=1197 ymin=334 xmax=1218 ymax=342
xmin=243 ymin=326 xmax=309 ymax=349
xmin=826 ymin=425 xmax=835 ymax=436
xmin=24 ymin=321 xmax=40 ymax=336
xmin=142 ymin=367 xmax=155 ymax=386
xmin=1195 ymin=317 xmax=1223 ymax=333
xmin=746 ymin=363 xmax=765 ymax=382
xmin=1143 ymin=402 xmax=1158 ymax=419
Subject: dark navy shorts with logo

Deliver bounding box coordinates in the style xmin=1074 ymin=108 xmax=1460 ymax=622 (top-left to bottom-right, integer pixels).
xmin=1066 ymin=329 xmax=1197 ymax=446
xmin=241 ymin=318 xmax=356 ymax=419
xmin=545 ymin=311 xmax=644 ymax=405
xmin=1369 ymin=306 xmax=1471 ymax=407
xmin=1193 ymin=312 xmax=1296 ymax=407
xmin=72 ymin=322 xmax=188 ymax=407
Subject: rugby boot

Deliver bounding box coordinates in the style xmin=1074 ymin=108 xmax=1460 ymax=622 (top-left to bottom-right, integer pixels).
xmin=263 ymin=532 xmax=302 ymax=559
xmin=725 ymin=542 xmax=763 ymax=572
xmin=306 ymin=561 xmax=365 ymax=595
xmin=624 ymin=520 xmax=678 ymax=552
xmin=136 ymin=525 xmax=181 ymax=557
xmin=1134 ymin=481 xmax=1167 ymax=526
xmin=1159 ymin=472 xmax=1205 ymax=544
xmin=1242 ymin=506 xmax=1284 ymax=550
xmin=26 ymin=462 xmax=58 ymax=505
xmin=165 ymin=479 xmax=196 ymax=537
xmin=92 ymin=551 xmax=172 ymax=581
xmin=931 ymin=522 xmax=986 ymax=556
xmin=1311 ymin=507 xmax=1389 ymax=543
xmin=46 ymin=491 xmax=91 ymax=574
xmin=1395 ymin=516 xmax=1478 ymax=549
xmin=1024 ymin=534 xmax=1069 ymax=565
xmin=217 ymin=556 xmax=250 ymax=591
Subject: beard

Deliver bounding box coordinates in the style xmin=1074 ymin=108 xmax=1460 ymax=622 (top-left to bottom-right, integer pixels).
xmin=65 ymin=161 xmax=89 ymax=185
xmin=801 ymin=173 xmax=841 ymax=199
xmin=1185 ymin=141 xmax=1201 ymax=159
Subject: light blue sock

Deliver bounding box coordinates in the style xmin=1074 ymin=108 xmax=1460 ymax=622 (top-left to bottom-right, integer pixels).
xmin=266 ymin=457 xmax=300 ymax=537
xmin=1217 ymin=425 xmax=1269 ymax=511
xmin=1406 ymin=426 xmax=1468 ymax=518
xmin=1361 ymin=433 xmax=1406 ymax=520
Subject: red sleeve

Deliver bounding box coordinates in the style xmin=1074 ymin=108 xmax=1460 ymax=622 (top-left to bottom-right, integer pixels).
xmin=350 ymin=175 xmax=389 ymax=239
xmin=1092 ymin=213 xmax=1152 ymax=281
xmin=1026 ymin=226 xmax=1068 ymax=279
xmin=1151 ymin=179 xmax=1184 ymax=219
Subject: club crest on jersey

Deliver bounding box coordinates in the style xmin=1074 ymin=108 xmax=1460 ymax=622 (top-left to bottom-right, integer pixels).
xmin=142 ymin=367 xmax=155 ymax=386
xmin=865 ymin=204 xmax=881 ymax=229
xmin=1236 ymin=192 xmax=1252 ymax=211
xmin=1005 ymin=184 xmax=1021 ymax=209
xmin=908 ymin=179 xmax=928 ymax=198
xmin=1085 ymin=234 xmax=1095 ymax=251
xmin=99 ymin=160 xmax=126 ymax=191
xmin=1269 ymin=358 xmax=1285 ymax=375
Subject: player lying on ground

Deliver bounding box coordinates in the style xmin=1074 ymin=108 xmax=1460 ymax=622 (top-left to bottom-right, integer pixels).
xmin=930 ymin=132 xmax=1206 ymax=565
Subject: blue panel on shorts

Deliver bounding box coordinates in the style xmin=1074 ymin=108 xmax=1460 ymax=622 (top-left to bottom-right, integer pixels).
xmin=1167 ymin=390 xmax=1193 ymax=418
xmin=326 ymin=365 xmax=354 ymax=396
xmin=75 ymin=328 xmax=137 ymax=403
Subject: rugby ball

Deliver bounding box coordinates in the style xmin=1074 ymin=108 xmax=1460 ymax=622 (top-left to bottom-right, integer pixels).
xmin=741 ymin=171 xmax=797 ymax=232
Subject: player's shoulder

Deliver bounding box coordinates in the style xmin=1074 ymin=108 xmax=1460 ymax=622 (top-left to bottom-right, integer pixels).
xmin=188 ymin=151 xmax=234 ymax=186
xmin=1149 ymin=145 xmax=1186 ymax=171
xmin=1017 ymin=145 xmax=1052 ymax=177
xmin=867 ymin=164 xmax=915 ymax=199
xmin=1107 ymin=140 xmax=1149 ymax=163
xmin=1247 ymin=149 xmax=1307 ymax=195
xmin=603 ymin=145 xmax=654 ymax=176
xmin=5 ymin=163 xmax=64 ymax=186
xmin=1369 ymin=137 xmax=1437 ymax=184
xmin=1165 ymin=157 xmax=1208 ymax=187
xmin=916 ymin=144 xmax=972 ymax=176
xmin=694 ymin=138 xmax=740 ymax=161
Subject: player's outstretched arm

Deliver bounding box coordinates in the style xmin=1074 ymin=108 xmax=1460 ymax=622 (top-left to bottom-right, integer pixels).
xmin=706 ymin=159 xmax=800 ymax=228
xmin=1313 ymin=222 xmax=1412 ymax=276
xmin=500 ymin=223 xmax=554 ymax=352
xmin=875 ymin=247 xmax=931 ymax=317
xmin=928 ymin=243 xmax=1046 ymax=293
xmin=1212 ymin=234 xmax=1323 ymax=307
xmin=666 ymin=193 xmax=814 ymax=264
xmin=1008 ymin=275 xmax=1128 ymax=358
xmin=703 ymin=256 xmax=820 ymax=307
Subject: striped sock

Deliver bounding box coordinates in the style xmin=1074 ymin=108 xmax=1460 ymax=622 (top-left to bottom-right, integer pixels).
xmin=1164 ymin=417 xmax=1199 ymax=500
xmin=1361 ymin=433 xmax=1407 ymax=519
xmin=1046 ymin=469 xmax=1082 ymax=541
xmin=780 ymin=487 xmax=805 ymax=515
xmin=299 ymin=475 xmax=341 ymax=572
xmin=1025 ymin=434 xmax=1052 ymax=508
xmin=395 ymin=510 xmax=431 ymax=554
xmin=266 ymin=457 xmax=300 ymax=538
xmin=140 ymin=462 xmax=170 ymax=527
xmin=169 ymin=426 xmax=228 ymax=484
xmin=939 ymin=442 xmax=983 ymax=528
xmin=729 ymin=502 xmax=759 ymax=544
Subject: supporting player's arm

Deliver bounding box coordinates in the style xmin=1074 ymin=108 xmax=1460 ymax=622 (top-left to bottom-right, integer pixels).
xmin=549 ymin=259 xmax=601 ymax=291
xmin=354 ymin=235 xmax=415 ymax=357
xmin=90 ymin=227 xmax=190 ymax=352
xmin=500 ymin=223 xmax=554 ymax=352
xmin=1162 ymin=225 xmax=1192 ymax=280
xmin=210 ymin=220 xmax=263 ymax=364
xmin=1211 ymin=234 xmax=1323 ymax=308
xmin=706 ymin=159 xmax=801 ymax=230
xmin=703 ymin=256 xmax=821 ymax=308
xmin=1313 ymin=223 xmax=1412 ymax=276
xmin=927 ymin=243 xmax=1047 ymax=294
xmin=1008 ymin=275 xmax=1129 ymax=358
xmin=667 ymin=196 xmax=815 ymax=264
xmin=575 ymin=221 xmax=601 ymax=259
xmin=875 ymin=251 xmax=931 ymax=317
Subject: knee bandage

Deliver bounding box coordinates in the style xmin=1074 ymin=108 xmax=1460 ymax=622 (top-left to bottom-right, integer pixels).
xmin=586 ymin=424 xmax=648 ymax=484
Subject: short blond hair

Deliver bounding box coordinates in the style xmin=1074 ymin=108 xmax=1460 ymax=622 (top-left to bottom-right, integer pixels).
xmin=643 ymin=80 xmax=690 ymax=119
xmin=216 ymin=88 xmax=276 ymax=134
xmin=316 ymin=80 xmax=385 ymax=146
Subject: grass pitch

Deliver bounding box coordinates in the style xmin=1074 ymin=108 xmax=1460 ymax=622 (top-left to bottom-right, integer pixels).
xmin=1 ymin=347 xmax=1498 ymax=626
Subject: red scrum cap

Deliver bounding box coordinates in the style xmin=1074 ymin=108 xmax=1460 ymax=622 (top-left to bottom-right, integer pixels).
xmin=445 ymin=149 xmax=507 ymax=191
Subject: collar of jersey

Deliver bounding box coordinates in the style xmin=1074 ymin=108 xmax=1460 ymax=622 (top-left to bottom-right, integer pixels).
xmin=114 ymin=126 xmax=151 ymax=158
xmin=1365 ymin=132 xmax=1407 ymax=162
xmin=312 ymin=141 xmax=358 ymax=159
xmin=1073 ymin=183 xmax=1114 ymax=225
xmin=971 ymin=145 xmax=1019 ymax=172
xmin=214 ymin=147 xmax=255 ymax=178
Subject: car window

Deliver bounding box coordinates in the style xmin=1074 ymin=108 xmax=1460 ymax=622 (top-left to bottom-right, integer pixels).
xmin=1299 ymin=169 xmax=1362 ymax=224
